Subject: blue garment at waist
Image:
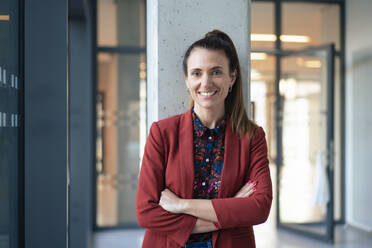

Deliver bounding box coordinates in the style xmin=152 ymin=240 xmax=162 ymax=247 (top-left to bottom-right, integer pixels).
xmin=184 ymin=238 xmax=212 ymax=248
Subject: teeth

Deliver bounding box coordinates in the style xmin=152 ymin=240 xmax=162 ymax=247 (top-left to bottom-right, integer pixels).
xmin=199 ymin=91 xmax=216 ymax=96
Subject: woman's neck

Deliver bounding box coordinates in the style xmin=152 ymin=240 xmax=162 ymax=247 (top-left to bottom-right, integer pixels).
xmin=193 ymin=104 xmax=225 ymax=129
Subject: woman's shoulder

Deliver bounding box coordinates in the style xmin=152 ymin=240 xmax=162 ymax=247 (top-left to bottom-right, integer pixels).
xmin=151 ymin=111 xmax=187 ymax=135
xmin=155 ymin=112 xmax=183 ymax=127
xmin=240 ymin=124 xmax=266 ymax=145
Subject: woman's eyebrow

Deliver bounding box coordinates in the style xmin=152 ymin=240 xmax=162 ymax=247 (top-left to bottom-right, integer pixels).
xmin=209 ymin=66 xmax=224 ymax=70
xmin=189 ymin=66 xmax=224 ymax=71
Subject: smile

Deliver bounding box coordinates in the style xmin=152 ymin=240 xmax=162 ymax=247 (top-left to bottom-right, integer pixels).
xmin=198 ymin=91 xmax=217 ymax=96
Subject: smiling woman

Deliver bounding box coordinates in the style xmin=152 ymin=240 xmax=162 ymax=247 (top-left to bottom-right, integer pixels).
xmin=182 ymin=30 xmax=255 ymax=138
xmin=136 ymin=30 xmax=272 ymax=248
xmin=184 ymin=48 xmax=235 ymax=127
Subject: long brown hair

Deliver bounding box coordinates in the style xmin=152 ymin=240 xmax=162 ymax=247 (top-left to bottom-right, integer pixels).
xmin=183 ymin=29 xmax=256 ymax=138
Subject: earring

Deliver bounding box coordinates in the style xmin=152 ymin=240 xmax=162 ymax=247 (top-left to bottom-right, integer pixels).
xmin=228 ymin=85 xmax=232 ymax=93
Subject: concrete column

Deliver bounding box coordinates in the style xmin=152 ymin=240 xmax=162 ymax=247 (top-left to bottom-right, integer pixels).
xmin=147 ymin=0 xmax=251 ymax=127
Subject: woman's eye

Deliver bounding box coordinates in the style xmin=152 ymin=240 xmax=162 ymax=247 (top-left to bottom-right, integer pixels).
xmin=211 ymin=70 xmax=222 ymax=75
xmin=191 ymin=71 xmax=200 ymax=76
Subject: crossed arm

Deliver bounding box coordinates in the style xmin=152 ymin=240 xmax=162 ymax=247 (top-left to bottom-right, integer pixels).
xmin=136 ymin=123 xmax=272 ymax=246
xmin=159 ymin=181 xmax=257 ymax=234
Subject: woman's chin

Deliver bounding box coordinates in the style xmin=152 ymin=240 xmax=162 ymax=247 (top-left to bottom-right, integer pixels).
xmin=194 ymin=101 xmax=223 ymax=111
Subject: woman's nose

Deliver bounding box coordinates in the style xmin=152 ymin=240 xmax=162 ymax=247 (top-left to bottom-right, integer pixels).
xmin=200 ymin=74 xmax=212 ymax=86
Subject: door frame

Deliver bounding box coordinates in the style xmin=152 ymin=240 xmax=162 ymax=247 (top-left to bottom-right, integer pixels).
xmin=274 ymin=44 xmax=335 ymax=242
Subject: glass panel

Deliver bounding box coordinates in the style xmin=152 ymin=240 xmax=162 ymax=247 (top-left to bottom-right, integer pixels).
xmin=96 ymin=52 xmax=147 ymax=227
xmin=97 ymin=0 xmax=146 ymax=47
xmin=279 ymin=50 xmax=330 ymax=236
xmin=251 ymin=2 xmax=275 ymax=50
xmin=0 ymin=0 xmax=20 ymax=247
xmin=251 ymin=53 xmax=276 ymax=162
xmin=282 ymin=3 xmax=340 ymax=51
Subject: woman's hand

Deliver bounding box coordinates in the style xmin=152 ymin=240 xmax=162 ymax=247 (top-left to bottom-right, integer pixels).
xmin=159 ymin=189 xmax=186 ymax=214
xmin=234 ymin=180 xmax=257 ymax=198
xmin=191 ymin=218 xmax=218 ymax=234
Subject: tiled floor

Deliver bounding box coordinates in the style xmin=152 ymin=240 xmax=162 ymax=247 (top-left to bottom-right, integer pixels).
xmin=94 ymin=224 xmax=372 ymax=248
xmin=94 ymin=229 xmax=144 ymax=248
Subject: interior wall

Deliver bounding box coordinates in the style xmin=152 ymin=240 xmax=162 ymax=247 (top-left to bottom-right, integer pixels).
xmin=345 ymin=0 xmax=372 ymax=232
xmin=25 ymin=0 xmax=68 ymax=247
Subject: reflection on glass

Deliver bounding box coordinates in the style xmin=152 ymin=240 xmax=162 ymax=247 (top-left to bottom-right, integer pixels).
xmin=282 ymin=3 xmax=340 ymax=50
xmin=96 ymin=0 xmax=146 ymax=228
xmin=279 ymin=53 xmax=329 ymax=235
xmin=96 ymin=53 xmax=147 ymax=227
xmin=251 ymin=54 xmax=276 ymax=162
xmin=251 ymin=2 xmax=274 ymax=50
xmin=97 ymin=0 xmax=146 ymax=47
xmin=252 ymin=2 xmax=340 ymax=51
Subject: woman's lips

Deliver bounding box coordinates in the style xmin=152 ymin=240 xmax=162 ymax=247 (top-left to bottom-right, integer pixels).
xmin=198 ymin=90 xmax=217 ymax=99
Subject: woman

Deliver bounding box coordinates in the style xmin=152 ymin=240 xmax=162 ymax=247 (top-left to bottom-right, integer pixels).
xmin=136 ymin=30 xmax=272 ymax=248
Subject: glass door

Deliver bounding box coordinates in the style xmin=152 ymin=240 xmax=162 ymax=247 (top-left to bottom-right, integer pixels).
xmin=277 ymin=44 xmax=335 ymax=242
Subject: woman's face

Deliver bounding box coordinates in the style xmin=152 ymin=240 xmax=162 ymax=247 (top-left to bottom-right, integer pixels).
xmin=185 ymin=48 xmax=236 ymax=112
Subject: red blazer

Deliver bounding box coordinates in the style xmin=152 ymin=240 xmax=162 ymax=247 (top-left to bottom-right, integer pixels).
xmin=136 ymin=108 xmax=272 ymax=248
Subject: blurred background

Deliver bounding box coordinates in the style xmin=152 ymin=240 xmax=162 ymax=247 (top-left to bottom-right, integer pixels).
xmin=1 ymin=0 xmax=372 ymax=247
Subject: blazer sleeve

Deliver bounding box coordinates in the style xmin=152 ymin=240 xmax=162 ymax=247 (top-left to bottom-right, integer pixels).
xmin=136 ymin=122 xmax=197 ymax=246
xmin=211 ymin=126 xmax=273 ymax=229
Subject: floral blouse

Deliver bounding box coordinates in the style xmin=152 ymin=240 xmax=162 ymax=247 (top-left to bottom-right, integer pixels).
xmin=186 ymin=107 xmax=227 ymax=244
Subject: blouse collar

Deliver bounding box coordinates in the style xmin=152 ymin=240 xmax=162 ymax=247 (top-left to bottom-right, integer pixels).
xmin=192 ymin=107 xmax=227 ymax=138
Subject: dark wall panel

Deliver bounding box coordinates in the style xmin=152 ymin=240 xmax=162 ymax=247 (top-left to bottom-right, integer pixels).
xmin=24 ymin=1 xmax=68 ymax=247
xmin=69 ymin=8 xmax=94 ymax=248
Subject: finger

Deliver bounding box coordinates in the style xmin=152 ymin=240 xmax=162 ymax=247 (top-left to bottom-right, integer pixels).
xmin=235 ymin=191 xmax=243 ymax=197
xmin=243 ymin=186 xmax=257 ymax=197
xmin=245 ymin=183 xmax=254 ymax=191
xmin=243 ymin=181 xmax=256 ymax=190
xmin=247 ymin=180 xmax=257 ymax=187
xmin=240 ymin=182 xmax=254 ymax=193
xmin=235 ymin=182 xmax=254 ymax=197
xmin=246 ymin=188 xmax=256 ymax=197
xmin=235 ymin=187 xmax=250 ymax=198
xmin=238 ymin=189 xmax=251 ymax=198
xmin=239 ymin=185 xmax=257 ymax=197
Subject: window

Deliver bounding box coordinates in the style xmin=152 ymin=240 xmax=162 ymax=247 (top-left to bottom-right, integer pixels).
xmin=282 ymin=2 xmax=340 ymax=50
xmin=95 ymin=0 xmax=146 ymax=228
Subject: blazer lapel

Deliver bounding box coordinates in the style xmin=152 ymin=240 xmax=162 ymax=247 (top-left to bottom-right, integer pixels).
xmin=178 ymin=108 xmax=240 ymax=199
xmin=218 ymin=119 xmax=240 ymax=198
xmin=179 ymin=107 xmax=195 ymax=199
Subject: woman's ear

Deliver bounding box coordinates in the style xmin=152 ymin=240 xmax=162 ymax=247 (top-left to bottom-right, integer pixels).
xmin=230 ymin=69 xmax=237 ymax=85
